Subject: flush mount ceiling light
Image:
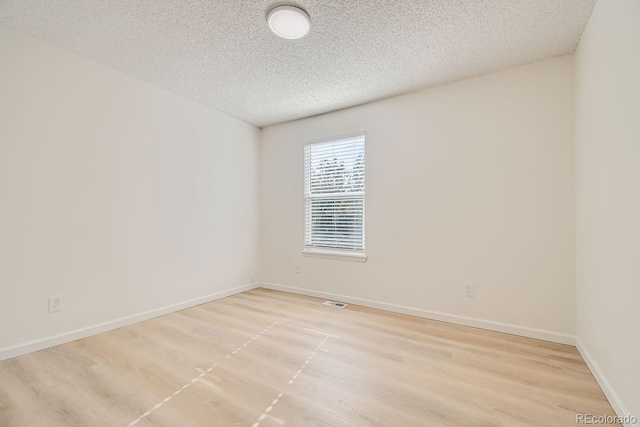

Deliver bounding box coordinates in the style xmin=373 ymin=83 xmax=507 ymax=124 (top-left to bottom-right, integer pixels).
xmin=267 ymin=5 xmax=310 ymax=39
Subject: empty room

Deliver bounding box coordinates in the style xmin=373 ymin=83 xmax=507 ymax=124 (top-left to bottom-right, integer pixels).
xmin=0 ymin=0 xmax=638 ymax=426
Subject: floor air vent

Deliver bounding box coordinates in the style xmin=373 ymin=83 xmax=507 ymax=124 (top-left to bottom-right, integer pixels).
xmin=323 ymin=300 xmax=348 ymax=308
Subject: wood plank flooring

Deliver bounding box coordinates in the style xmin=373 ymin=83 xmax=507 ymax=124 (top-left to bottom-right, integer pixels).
xmin=0 ymin=288 xmax=617 ymax=426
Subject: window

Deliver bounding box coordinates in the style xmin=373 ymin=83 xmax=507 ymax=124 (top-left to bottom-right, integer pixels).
xmin=304 ymin=133 xmax=365 ymax=258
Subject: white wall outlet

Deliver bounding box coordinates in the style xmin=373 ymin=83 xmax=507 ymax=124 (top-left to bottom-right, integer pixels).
xmin=48 ymin=295 xmax=62 ymax=313
xmin=249 ymin=275 xmax=255 ymax=283
xmin=464 ymin=283 xmax=475 ymax=297
xmin=294 ymin=263 xmax=300 ymax=273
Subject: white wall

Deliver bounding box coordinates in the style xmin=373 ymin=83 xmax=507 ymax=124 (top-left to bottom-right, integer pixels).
xmin=260 ymin=55 xmax=576 ymax=341
xmin=0 ymin=26 xmax=260 ymax=355
xmin=575 ymin=0 xmax=640 ymax=420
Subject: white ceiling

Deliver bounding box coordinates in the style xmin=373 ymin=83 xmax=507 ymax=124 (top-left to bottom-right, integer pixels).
xmin=0 ymin=1 xmax=596 ymax=127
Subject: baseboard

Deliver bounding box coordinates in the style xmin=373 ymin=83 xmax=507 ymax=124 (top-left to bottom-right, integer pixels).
xmin=0 ymin=283 xmax=258 ymax=362
xmin=576 ymin=338 xmax=635 ymax=427
xmin=258 ymin=282 xmax=576 ymax=345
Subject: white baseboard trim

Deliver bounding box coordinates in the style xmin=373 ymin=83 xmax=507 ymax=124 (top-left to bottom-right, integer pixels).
xmin=576 ymin=338 xmax=635 ymax=426
xmin=0 ymin=283 xmax=258 ymax=362
xmin=258 ymin=282 xmax=576 ymax=345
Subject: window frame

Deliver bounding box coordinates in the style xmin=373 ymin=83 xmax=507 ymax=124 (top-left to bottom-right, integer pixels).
xmin=302 ymin=131 xmax=367 ymax=262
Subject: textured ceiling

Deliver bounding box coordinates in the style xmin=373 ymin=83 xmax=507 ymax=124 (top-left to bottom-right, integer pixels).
xmin=0 ymin=0 xmax=595 ymax=127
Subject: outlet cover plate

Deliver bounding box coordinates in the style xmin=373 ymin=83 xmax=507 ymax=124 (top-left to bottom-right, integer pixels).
xmin=48 ymin=295 xmax=62 ymax=313
xmin=464 ymin=283 xmax=475 ymax=297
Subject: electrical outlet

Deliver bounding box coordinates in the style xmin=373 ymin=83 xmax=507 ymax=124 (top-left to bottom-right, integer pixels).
xmin=48 ymin=295 xmax=62 ymax=313
xmin=294 ymin=263 xmax=300 ymax=273
xmin=464 ymin=283 xmax=474 ymax=297
xmin=249 ymin=275 xmax=255 ymax=283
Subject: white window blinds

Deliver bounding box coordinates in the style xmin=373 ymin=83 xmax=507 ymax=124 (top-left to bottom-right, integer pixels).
xmin=304 ymin=134 xmax=365 ymax=251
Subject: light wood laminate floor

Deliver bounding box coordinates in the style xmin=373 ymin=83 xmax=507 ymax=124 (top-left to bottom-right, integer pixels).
xmin=0 ymin=288 xmax=617 ymax=426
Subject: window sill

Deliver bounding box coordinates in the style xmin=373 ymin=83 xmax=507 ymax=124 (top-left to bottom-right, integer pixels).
xmin=302 ymin=249 xmax=367 ymax=262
